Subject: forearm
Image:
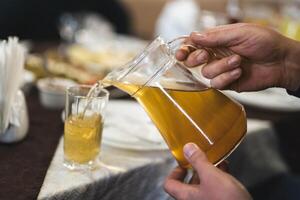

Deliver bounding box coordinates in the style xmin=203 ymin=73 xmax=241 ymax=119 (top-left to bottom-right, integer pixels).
xmin=283 ymin=38 xmax=300 ymax=91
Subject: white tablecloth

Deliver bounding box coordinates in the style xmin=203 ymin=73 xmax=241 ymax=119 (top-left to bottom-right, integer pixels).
xmin=37 ymin=100 xmax=288 ymax=200
xmin=38 ymin=100 xmax=176 ymax=200
xmin=38 ymin=138 xmax=175 ymax=200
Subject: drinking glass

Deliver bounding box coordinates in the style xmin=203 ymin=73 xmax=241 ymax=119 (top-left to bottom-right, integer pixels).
xmin=63 ymin=85 xmax=109 ymax=170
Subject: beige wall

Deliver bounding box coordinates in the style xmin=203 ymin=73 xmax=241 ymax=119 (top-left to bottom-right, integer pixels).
xmin=120 ymin=0 xmax=228 ymax=39
xmin=120 ymin=0 xmax=167 ymax=39
xmin=120 ymin=0 xmax=280 ymax=39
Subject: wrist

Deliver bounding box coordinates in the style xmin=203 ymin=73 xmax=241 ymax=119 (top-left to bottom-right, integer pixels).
xmin=282 ymin=38 xmax=300 ymax=91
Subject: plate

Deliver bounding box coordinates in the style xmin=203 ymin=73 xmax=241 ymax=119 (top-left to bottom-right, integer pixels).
xmin=224 ymin=88 xmax=300 ymax=112
xmin=102 ymin=100 xmax=168 ymax=151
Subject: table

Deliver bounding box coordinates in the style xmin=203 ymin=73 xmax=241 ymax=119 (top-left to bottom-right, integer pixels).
xmin=0 ymin=87 xmax=176 ymax=200
xmin=38 ymin=139 xmax=174 ymax=200
xmin=38 ymin=99 xmax=176 ymax=200
xmin=36 ymin=118 xmax=289 ymax=199
xmin=0 ymin=88 xmax=64 ymax=200
xmin=0 ymin=86 xmax=297 ymax=200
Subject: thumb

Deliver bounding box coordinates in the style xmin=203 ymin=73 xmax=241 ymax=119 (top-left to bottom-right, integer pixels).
xmin=183 ymin=143 xmax=213 ymax=177
xmin=190 ymin=23 xmax=247 ymax=48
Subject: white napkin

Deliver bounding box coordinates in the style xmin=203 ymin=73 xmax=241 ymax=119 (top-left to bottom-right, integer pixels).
xmin=0 ymin=37 xmax=28 ymax=142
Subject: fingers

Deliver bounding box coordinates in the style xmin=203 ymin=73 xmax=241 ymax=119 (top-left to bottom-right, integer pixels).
xmin=201 ymin=55 xmax=242 ymax=78
xmin=190 ymin=23 xmax=246 ymax=48
xmin=202 ymin=54 xmax=243 ymax=89
xmin=184 ymin=49 xmax=210 ymax=67
xmin=176 ymin=48 xmax=189 ymax=61
xmin=175 ymin=37 xmax=195 ymax=61
xmin=166 ymin=166 xmax=187 ymax=182
xmin=189 ymin=171 xmax=200 ymax=184
xmin=183 ymin=143 xmax=212 ymax=178
xmin=164 ymin=167 xmax=197 ymax=199
xmin=177 ymin=50 xmax=243 ymax=90
xmin=210 ymin=68 xmax=242 ymax=89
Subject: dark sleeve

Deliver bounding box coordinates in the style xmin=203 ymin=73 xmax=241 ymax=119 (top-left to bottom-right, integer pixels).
xmin=287 ymin=89 xmax=300 ymax=98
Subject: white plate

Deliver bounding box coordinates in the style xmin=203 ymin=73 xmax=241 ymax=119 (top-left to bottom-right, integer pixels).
xmin=102 ymin=100 xmax=168 ymax=151
xmin=224 ymin=88 xmax=300 ymax=112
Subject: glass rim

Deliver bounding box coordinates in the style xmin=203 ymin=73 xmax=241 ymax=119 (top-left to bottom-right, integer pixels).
xmin=66 ymin=84 xmax=109 ymax=99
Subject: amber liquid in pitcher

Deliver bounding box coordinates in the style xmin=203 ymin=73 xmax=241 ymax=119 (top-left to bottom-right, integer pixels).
xmin=103 ymin=80 xmax=246 ymax=168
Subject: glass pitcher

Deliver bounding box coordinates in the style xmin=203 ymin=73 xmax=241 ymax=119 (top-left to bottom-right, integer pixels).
xmin=102 ymin=36 xmax=246 ymax=168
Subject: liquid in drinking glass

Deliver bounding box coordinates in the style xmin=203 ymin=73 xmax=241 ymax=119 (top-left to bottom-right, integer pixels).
xmin=64 ymin=113 xmax=103 ymax=165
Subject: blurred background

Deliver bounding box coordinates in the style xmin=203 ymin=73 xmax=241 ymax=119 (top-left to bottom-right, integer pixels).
xmin=2 ymin=0 xmax=300 ymax=40
xmin=7 ymin=0 xmax=300 ymax=86
xmin=1 ymin=0 xmax=300 ymax=199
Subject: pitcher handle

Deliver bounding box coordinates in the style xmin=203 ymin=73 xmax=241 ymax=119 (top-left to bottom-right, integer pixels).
xmin=167 ymin=35 xmax=235 ymax=60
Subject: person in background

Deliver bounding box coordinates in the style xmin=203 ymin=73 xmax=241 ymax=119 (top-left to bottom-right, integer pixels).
xmin=164 ymin=23 xmax=300 ymax=200
xmin=0 ymin=0 xmax=130 ymax=40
